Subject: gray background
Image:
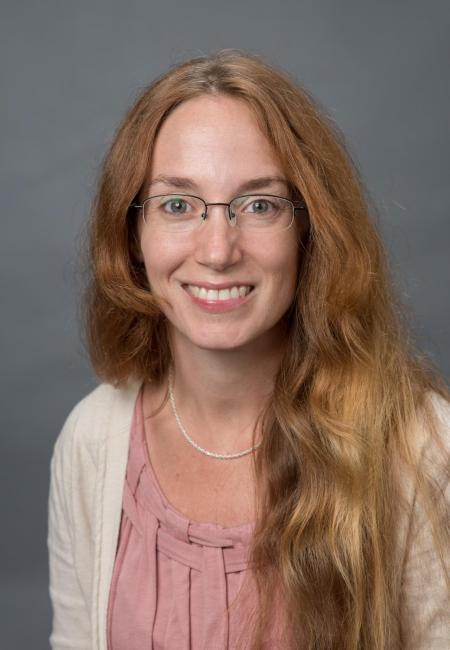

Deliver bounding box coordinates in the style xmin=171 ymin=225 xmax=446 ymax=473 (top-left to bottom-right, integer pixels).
xmin=1 ymin=1 xmax=449 ymax=647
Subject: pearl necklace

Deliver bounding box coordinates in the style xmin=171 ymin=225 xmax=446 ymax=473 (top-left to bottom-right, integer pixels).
xmin=168 ymin=367 xmax=262 ymax=460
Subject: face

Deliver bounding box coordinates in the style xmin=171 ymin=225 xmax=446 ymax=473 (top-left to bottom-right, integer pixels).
xmin=137 ymin=94 xmax=301 ymax=353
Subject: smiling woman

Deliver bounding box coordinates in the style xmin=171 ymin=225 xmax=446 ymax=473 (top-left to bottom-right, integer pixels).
xmin=48 ymin=49 xmax=450 ymax=650
xmin=135 ymin=94 xmax=304 ymax=355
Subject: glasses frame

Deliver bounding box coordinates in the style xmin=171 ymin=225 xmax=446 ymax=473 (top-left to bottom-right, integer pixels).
xmin=130 ymin=193 xmax=307 ymax=231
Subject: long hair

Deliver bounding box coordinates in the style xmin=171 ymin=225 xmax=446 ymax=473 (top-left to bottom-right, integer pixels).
xmin=82 ymin=49 xmax=450 ymax=648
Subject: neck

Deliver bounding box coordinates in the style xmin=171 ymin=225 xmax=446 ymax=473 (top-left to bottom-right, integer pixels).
xmin=167 ymin=328 xmax=287 ymax=453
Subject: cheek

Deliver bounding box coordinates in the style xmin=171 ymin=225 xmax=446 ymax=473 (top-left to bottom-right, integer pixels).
xmin=268 ymin=241 xmax=299 ymax=291
xmin=140 ymin=234 xmax=187 ymax=282
xmin=140 ymin=238 xmax=184 ymax=314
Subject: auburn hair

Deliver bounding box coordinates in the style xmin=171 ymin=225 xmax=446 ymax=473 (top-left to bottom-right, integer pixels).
xmin=82 ymin=49 xmax=450 ymax=648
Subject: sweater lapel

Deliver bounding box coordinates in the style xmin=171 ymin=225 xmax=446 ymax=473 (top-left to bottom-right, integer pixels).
xmin=93 ymin=379 xmax=143 ymax=650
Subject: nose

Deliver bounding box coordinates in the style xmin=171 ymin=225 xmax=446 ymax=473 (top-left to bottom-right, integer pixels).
xmin=193 ymin=204 xmax=242 ymax=270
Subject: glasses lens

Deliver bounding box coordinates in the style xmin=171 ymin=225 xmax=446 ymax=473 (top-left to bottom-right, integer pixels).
xmin=230 ymin=195 xmax=293 ymax=232
xmin=144 ymin=195 xmax=204 ymax=231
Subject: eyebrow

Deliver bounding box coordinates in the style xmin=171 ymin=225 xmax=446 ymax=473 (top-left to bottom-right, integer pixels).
xmin=147 ymin=174 xmax=289 ymax=195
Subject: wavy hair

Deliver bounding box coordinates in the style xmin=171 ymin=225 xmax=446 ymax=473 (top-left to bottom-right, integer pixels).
xmin=82 ymin=49 xmax=450 ymax=648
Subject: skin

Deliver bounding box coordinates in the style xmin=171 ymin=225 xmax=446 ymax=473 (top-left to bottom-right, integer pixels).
xmin=137 ymin=94 xmax=302 ymax=454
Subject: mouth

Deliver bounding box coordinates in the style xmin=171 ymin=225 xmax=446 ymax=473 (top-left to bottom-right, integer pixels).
xmin=183 ymin=284 xmax=254 ymax=302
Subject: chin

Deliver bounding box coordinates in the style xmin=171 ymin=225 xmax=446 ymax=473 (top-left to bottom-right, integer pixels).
xmin=184 ymin=324 xmax=274 ymax=352
xmin=191 ymin=336 xmax=251 ymax=352
xmin=170 ymin=318 xmax=283 ymax=353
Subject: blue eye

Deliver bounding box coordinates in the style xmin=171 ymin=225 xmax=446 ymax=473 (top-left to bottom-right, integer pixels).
xmin=163 ymin=197 xmax=190 ymax=214
xmin=237 ymin=197 xmax=281 ymax=215
xmin=248 ymin=199 xmax=272 ymax=213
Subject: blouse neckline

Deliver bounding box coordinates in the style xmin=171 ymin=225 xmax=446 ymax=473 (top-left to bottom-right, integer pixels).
xmin=135 ymin=385 xmax=256 ymax=534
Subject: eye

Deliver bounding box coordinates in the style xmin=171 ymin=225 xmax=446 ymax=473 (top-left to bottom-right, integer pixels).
xmin=241 ymin=197 xmax=278 ymax=214
xmin=156 ymin=195 xmax=198 ymax=216
xmin=249 ymin=198 xmax=272 ymax=213
xmin=162 ymin=196 xmax=191 ymax=214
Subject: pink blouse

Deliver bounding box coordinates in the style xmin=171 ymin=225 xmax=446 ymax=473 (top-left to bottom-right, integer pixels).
xmin=107 ymin=387 xmax=280 ymax=649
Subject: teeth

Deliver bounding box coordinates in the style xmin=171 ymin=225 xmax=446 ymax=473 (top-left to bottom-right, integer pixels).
xmin=187 ymin=285 xmax=253 ymax=301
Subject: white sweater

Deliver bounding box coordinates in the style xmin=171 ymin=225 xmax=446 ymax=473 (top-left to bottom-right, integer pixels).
xmin=47 ymin=380 xmax=450 ymax=649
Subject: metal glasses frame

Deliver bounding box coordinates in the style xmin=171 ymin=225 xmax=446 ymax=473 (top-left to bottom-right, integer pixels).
xmin=130 ymin=193 xmax=307 ymax=228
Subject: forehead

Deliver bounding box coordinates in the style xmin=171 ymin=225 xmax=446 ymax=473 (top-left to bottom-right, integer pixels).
xmin=147 ymin=95 xmax=285 ymax=193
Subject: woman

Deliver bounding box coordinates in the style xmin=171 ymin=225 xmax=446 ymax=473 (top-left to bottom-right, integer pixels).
xmin=48 ymin=49 xmax=450 ymax=649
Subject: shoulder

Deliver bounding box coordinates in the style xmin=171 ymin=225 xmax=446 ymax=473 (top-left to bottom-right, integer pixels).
xmin=52 ymin=377 xmax=143 ymax=462
xmin=397 ymin=390 xmax=450 ymax=496
xmin=416 ymin=391 xmax=450 ymax=475
xmin=428 ymin=390 xmax=450 ymax=434
xmin=397 ymin=391 xmax=450 ymax=645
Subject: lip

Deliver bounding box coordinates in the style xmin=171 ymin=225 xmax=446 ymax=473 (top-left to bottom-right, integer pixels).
xmin=181 ymin=283 xmax=255 ymax=313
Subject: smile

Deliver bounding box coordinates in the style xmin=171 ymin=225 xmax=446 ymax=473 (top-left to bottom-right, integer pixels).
xmin=184 ymin=284 xmax=254 ymax=301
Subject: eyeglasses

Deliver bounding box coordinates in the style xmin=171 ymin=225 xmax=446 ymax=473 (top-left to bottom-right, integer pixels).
xmin=130 ymin=193 xmax=307 ymax=234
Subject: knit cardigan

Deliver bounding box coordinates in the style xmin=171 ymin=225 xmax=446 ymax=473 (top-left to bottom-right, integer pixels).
xmin=47 ymin=380 xmax=450 ymax=649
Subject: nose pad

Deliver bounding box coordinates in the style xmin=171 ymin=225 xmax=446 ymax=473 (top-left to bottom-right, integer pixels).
xmin=200 ymin=204 xmax=237 ymax=227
